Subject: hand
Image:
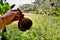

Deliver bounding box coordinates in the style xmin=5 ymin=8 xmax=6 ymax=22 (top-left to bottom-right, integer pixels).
xmin=3 ymin=9 xmax=24 ymax=25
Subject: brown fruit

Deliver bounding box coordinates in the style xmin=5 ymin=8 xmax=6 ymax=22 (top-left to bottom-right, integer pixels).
xmin=18 ymin=18 xmax=32 ymax=31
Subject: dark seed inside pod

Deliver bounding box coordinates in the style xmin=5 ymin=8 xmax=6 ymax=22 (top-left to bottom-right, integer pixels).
xmin=18 ymin=18 xmax=32 ymax=31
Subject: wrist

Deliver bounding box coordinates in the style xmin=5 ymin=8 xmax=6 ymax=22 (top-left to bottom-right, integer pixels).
xmin=1 ymin=16 xmax=6 ymax=25
xmin=0 ymin=16 xmax=6 ymax=29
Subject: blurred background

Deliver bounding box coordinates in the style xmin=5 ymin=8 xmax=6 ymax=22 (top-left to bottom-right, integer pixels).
xmin=0 ymin=0 xmax=60 ymax=40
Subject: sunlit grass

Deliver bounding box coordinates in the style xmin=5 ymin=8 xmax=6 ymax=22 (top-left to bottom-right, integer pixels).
xmin=4 ymin=13 xmax=60 ymax=40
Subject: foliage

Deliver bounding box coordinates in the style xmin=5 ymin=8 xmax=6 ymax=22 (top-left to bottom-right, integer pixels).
xmin=55 ymin=9 xmax=60 ymax=13
xmin=20 ymin=4 xmax=34 ymax=13
xmin=0 ymin=0 xmax=3 ymax=5
xmin=33 ymin=0 xmax=60 ymax=14
xmin=0 ymin=0 xmax=11 ymax=15
xmin=19 ymin=0 xmax=60 ymax=15
xmin=1 ymin=13 xmax=60 ymax=40
xmin=0 ymin=0 xmax=15 ymax=15
xmin=50 ymin=9 xmax=60 ymax=16
xmin=0 ymin=3 xmax=11 ymax=15
xmin=0 ymin=3 xmax=15 ymax=15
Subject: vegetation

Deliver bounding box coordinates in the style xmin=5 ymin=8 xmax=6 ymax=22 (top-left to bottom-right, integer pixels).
xmin=0 ymin=3 xmax=11 ymax=15
xmin=0 ymin=0 xmax=60 ymax=40
xmin=0 ymin=0 xmax=15 ymax=15
xmin=20 ymin=0 xmax=60 ymax=16
xmin=0 ymin=13 xmax=59 ymax=40
xmin=19 ymin=4 xmax=34 ymax=13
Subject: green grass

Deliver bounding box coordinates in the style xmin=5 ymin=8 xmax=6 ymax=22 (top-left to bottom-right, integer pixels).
xmin=1 ymin=13 xmax=60 ymax=40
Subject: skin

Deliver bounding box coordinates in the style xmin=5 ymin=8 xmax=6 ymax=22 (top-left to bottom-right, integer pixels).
xmin=0 ymin=9 xmax=24 ymax=30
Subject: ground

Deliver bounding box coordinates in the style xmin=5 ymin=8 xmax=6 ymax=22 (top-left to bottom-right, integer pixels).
xmin=1 ymin=13 xmax=60 ymax=40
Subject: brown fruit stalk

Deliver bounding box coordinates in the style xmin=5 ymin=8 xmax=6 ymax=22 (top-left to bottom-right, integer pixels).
xmin=16 ymin=8 xmax=32 ymax=31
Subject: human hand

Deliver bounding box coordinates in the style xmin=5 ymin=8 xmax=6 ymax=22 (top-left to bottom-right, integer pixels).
xmin=3 ymin=9 xmax=24 ymax=25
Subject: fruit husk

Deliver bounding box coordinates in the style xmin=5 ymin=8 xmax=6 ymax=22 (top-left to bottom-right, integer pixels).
xmin=18 ymin=18 xmax=32 ymax=31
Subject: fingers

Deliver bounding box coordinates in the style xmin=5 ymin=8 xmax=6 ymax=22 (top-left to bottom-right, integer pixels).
xmin=12 ymin=15 xmax=20 ymax=21
xmin=6 ymin=15 xmax=21 ymax=25
xmin=12 ymin=14 xmax=23 ymax=21
xmin=11 ymin=8 xmax=21 ymax=12
xmin=11 ymin=9 xmax=24 ymax=21
xmin=13 ymin=11 xmax=20 ymax=15
xmin=6 ymin=20 xmax=13 ymax=25
xmin=11 ymin=9 xmax=22 ymax=15
xmin=12 ymin=13 xmax=24 ymax=21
